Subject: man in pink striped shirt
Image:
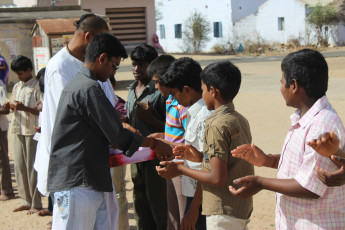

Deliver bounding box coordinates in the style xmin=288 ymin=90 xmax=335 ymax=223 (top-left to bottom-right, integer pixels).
xmin=229 ymin=49 xmax=345 ymax=229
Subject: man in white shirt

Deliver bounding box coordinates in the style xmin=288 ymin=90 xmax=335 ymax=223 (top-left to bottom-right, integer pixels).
xmin=33 ymin=14 xmax=119 ymax=230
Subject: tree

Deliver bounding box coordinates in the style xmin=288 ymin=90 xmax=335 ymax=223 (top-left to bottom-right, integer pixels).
xmin=307 ymin=3 xmax=338 ymax=46
xmin=183 ymin=11 xmax=211 ymax=53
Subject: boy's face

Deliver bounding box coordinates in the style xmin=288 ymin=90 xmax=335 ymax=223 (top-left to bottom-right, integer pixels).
xmin=280 ymin=73 xmax=296 ymax=107
xmin=201 ymin=80 xmax=214 ymax=110
xmin=132 ymin=61 xmax=150 ymax=81
xmin=170 ymin=87 xmax=190 ymax=107
xmin=15 ymin=69 xmax=32 ymax=82
xmin=152 ymin=75 xmax=170 ymax=97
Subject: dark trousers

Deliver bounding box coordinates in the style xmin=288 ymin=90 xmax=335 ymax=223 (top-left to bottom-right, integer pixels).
xmin=0 ymin=130 xmax=13 ymax=195
xmin=185 ymin=196 xmax=207 ymax=230
xmin=131 ymin=159 xmax=167 ymax=230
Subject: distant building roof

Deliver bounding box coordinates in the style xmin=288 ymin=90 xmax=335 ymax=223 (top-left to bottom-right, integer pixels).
xmin=34 ymin=18 xmax=79 ymax=35
xmin=0 ymin=5 xmax=89 ymax=23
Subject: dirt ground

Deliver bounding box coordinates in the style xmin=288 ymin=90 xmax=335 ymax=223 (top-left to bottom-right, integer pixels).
xmin=1 ymin=49 xmax=345 ymax=229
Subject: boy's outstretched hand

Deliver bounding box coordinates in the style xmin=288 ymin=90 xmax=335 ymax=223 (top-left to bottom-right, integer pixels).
xmin=156 ymin=161 xmax=181 ymax=179
xmin=136 ymin=99 xmax=152 ymax=122
xmin=316 ymin=155 xmax=345 ymax=187
xmin=173 ymin=145 xmax=203 ymax=162
xmin=231 ymin=143 xmax=268 ymax=167
xmin=307 ymin=132 xmax=339 ymax=157
xmin=229 ymin=175 xmax=263 ymax=199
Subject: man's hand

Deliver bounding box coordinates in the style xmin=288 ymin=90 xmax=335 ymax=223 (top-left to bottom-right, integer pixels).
xmin=229 ymin=175 xmax=263 ymax=199
xmin=148 ymin=132 xmax=164 ymax=139
xmin=231 ymin=143 xmax=269 ymax=167
xmin=173 ymin=145 xmax=203 ymax=162
xmin=154 ymin=139 xmax=174 ymax=161
xmin=307 ymin=132 xmax=340 ymax=157
xmin=3 ymin=101 xmax=11 ymax=110
xmin=122 ymin=122 xmax=141 ymax=136
xmin=316 ymin=155 xmax=345 ymax=187
xmin=156 ymin=161 xmax=181 ymax=179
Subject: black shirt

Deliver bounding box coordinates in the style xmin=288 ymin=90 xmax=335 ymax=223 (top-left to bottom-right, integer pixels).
xmin=47 ymin=66 xmax=143 ymax=192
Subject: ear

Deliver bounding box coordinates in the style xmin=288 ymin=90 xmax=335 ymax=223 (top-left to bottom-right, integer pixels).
xmin=98 ymin=53 xmax=108 ymax=65
xmin=209 ymin=86 xmax=217 ymax=98
xmin=290 ymin=79 xmax=299 ymax=94
xmin=183 ymin=86 xmax=190 ymax=93
xmin=84 ymin=31 xmax=93 ymax=43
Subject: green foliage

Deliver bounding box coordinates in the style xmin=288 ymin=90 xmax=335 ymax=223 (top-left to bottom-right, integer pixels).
xmin=307 ymin=3 xmax=338 ymax=46
xmin=183 ymin=11 xmax=211 ymax=53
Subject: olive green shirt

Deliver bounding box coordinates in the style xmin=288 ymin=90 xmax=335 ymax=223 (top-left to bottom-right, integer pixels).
xmin=202 ymin=102 xmax=254 ymax=219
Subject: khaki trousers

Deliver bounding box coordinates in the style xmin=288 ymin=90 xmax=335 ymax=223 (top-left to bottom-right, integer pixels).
xmin=13 ymin=134 xmax=41 ymax=208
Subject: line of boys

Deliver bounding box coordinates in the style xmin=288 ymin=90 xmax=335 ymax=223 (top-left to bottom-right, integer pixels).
xmin=1 ymin=22 xmax=344 ymax=230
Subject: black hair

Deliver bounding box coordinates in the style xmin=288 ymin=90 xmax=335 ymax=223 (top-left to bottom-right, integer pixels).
xmin=162 ymin=57 xmax=202 ymax=92
xmin=10 ymin=55 xmax=33 ymax=72
xmin=74 ymin=14 xmax=109 ymax=33
xmin=201 ymin=61 xmax=241 ymax=100
xmin=36 ymin=67 xmax=45 ymax=93
xmin=85 ymin=33 xmax=128 ymax=63
xmin=281 ymin=49 xmax=328 ymax=99
xmin=147 ymin=54 xmax=175 ymax=84
xmin=130 ymin=45 xmax=158 ymax=63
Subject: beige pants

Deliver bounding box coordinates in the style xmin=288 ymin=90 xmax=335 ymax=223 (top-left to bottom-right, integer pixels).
xmin=206 ymin=214 xmax=249 ymax=230
xmin=13 ymin=134 xmax=41 ymax=209
xmin=112 ymin=165 xmax=129 ymax=230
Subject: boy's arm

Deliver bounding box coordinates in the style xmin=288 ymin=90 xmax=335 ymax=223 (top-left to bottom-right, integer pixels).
xmin=232 ymin=143 xmax=279 ymax=168
xmin=0 ymin=107 xmax=9 ymax=114
xmin=180 ymin=182 xmax=202 ymax=230
xmin=14 ymin=101 xmax=39 ymax=115
xmin=229 ymin=176 xmax=319 ymax=199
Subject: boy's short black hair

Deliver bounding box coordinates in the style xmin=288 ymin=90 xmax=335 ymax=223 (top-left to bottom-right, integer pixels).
xmin=85 ymin=33 xmax=128 ymax=63
xmin=147 ymin=54 xmax=175 ymax=84
xmin=10 ymin=55 xmax=33 ymax=72
xmin=74 ymin=14 xmax=109 ymax=33
xmin=201 ymin=61 xmax=241 ymax=100
xmin=36 ymin=67 xmax=45 ymax=93
xmin=281 ymin=49 xmax=328 ymax=99
xmin=162 ymin=57 xmax=202 ymax=92
xmin=130 ymin=45 xmax=158 ymax=63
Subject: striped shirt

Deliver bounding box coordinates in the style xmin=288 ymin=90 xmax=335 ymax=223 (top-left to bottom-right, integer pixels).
xmin=164 ymin=95 xmax=188 ymax=143
xmin=276 ymin=96 xmax=345 ymax=229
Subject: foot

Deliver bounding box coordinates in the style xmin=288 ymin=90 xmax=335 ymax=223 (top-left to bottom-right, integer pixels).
xmin=13 ymin=205 xmax=31 ymax=212
xmin=37 ymin=209 xmax=52 ymax=216
xmin=0 ymin=193 xmax=16 ymax=201
xmin=47 ymin=221 xmax=52 ymax=229
xmin=27 ymin=208 xmax=42 ymax=215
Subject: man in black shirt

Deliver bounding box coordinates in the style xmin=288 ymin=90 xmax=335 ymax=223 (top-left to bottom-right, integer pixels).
xmin=47 ymin=33 xmax=172 ymax=230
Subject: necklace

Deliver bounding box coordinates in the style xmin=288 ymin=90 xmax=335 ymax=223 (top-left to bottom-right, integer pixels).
xmin=66 ymin=44 xmax=74 ymax=57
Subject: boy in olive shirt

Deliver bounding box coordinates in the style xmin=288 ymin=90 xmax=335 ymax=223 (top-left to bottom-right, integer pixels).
xmin=158 ymin=61 xmax=254 ymax=229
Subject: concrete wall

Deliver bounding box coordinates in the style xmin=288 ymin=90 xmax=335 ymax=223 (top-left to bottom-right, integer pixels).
xmin=156 ymin=0 xmax=232 ymax=53
xmin=0 ymin=22 xmax=34 ymax=85
xmin=82 ymin=0 xmax=156 ymax=46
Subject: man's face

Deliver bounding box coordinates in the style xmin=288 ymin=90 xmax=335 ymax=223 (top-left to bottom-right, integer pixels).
xmin=152 ymin=76 xmax=170 ymax=97
xmin=99 ymin=56 xmax=121 ymax=82
xmin=280 ymin=73 xmax=294 ymax=107
xmin=170 ymin=87 xmax=190 ymax=107
xmin=132 ymin=61 xmax=149 ymax=81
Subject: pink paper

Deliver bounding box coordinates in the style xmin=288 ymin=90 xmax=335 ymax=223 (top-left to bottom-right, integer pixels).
xmin=109 ymin=147 xmax=156 ymax=167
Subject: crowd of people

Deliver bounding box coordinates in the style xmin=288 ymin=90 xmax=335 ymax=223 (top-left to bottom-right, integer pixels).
xmin=0 ymin=13 xmax=344 ymax=230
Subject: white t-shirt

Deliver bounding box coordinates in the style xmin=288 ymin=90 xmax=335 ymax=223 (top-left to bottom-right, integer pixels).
xmin=182 ymin=98 xmax=213 ymax=197
xmin=34 ymin=48 xmax=117 ymax=196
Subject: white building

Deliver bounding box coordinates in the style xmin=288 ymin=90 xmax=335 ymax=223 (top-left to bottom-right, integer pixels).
xmin=156 ymin=0 xmax=344 ymax=53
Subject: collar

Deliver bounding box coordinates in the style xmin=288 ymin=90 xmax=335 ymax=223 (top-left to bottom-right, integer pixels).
xmin=79 ymin=66 xmax=97 ymax=81
xmin=20 ymin=77 xmax=35 ymax=86
xmin=290 ymin=96 xmax=329 ymax=128
xmin=167 ymin=94 xmax=180 ymax=106
xmin=129 ymin=80 xmax=156 ymax=93
xmin=187 ymin=98 xmax=205 ymax=118
xmin=207 ymin=102 xmax=235 ymax=120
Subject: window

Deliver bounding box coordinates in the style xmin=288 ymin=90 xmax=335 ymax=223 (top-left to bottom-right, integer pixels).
xmin=278 ymin=17 xmax=285 ymax=31
xmin=159 ymin=24 xmax=166 ymax=39
xmin=175 ymin=24 xmax=182 ymax=38
xmin=213 ymin=22 xmax=223 ymax=38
